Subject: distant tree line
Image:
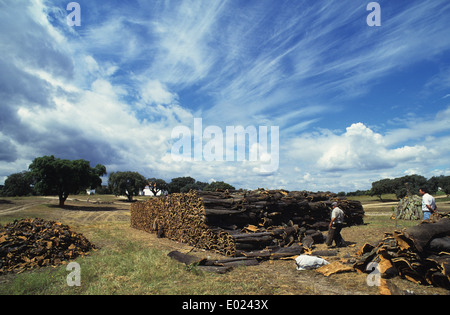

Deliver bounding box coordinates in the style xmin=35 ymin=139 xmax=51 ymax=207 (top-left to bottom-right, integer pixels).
xmin=343 ymin=174 xmax=450 ymax=200
xmin=107 ymin=173 xmax=235 ymax=201
xmin=0 ymin=156 xmax=236 ymax=204
xmin=369 ymin=174 xmax=450 ymax=200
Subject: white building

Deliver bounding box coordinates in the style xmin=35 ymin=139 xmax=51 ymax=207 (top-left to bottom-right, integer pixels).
xmin=140 ymin=185 xmax=164 ymax=196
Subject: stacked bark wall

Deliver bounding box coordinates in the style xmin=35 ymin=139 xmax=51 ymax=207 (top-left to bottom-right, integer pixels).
xmin=131 ymin=189 xmax=365 ymax=257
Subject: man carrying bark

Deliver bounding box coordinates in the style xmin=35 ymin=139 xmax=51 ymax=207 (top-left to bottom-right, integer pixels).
xmin=326 ymin=202 xmax=346 ymax=248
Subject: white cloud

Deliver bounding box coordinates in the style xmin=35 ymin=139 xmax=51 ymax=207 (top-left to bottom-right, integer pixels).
xmin=84 ymin=56 xmax=100 ymax=74
xmin=315 ymin=123 xmax=388 ymax=171
xmin=141 ymin=80 xmax=178 ymax=105
xmin=289 ymin=121 xmax=443 ymax=174
xmin=280 ymin=106 xmax=450 ymax=191
xmin=14 ymin=77 xmax=190 ymax=175
xmin=141 ymin=0 xmax=227 ymax=86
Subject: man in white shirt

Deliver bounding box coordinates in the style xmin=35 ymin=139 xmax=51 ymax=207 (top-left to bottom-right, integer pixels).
xmin=326 ymin=202 xmax=346 ymax=248
xmin=419 ymin=187 xmax=437 ymax=220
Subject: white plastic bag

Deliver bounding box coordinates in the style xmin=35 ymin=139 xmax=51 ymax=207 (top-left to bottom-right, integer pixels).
xmin=295 ymin=255 xmax=329 ymax=271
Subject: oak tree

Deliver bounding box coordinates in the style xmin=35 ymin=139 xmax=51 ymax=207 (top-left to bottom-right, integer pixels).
xmin=28 ymin=155 xmax=106 ymax=206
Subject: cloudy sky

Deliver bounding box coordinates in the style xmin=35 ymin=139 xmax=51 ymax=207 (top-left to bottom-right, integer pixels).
xmin=1 ymin=0 xmax=450 ymax=192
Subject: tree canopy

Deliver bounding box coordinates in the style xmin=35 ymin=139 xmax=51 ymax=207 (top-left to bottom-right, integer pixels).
xmin=430 ymin=175 xmax=450 ymax=196
xmin=2 ymin=171 xmax=33 ymax=197
xmin=203 ymin=181 xmax=236 ymax=192
xmin=108 ymin=171 xmax=147 ymax=201
xmin=147 ymin=178 xmax=168 ymax=196
xmin=28 ymin=155 xmax=106 ymax=206
xmin=370 ymin=178 xmax=393 ymax=200
xmin=166 ymin=177 xmax=234 ymax=193
xmin=167 ymin=176 xmax=196 ymax=194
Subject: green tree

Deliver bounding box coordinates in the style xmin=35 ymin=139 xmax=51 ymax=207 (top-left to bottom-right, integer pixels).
xmin=147 ymin=178 xmax=168 ymax=196
xmin=167 ymin=177 xmax=196 ymax=194
xmin=370 ymin=178 xmax=393 ymax=201
xmin=108 ymin=171 xmax=147 ymax=201
xmin=28 ymin=156 xmax=106 ymax=206
xmin=179 ymin=181 xmax=209 ymax=193
xmin=392 ymin=175 xmax=428 ymax=199
xmin=2 ymin=171 xmax=33 ymax=197
xmin=203 ymin=181 xmax=235 ymax=192
xmin=428 ymin=176 xmax=442 ymax=194
xmin=369 ymin=175 xmax=431 ymax=200
xmin=435 ymin=175 xmax=450 ymax=196
xmin=95 ymin=185 xmax=112 ymax=195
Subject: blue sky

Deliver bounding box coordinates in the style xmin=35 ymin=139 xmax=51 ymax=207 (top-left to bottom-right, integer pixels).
xmin=1 ymin=0 xmax=450 ymax=192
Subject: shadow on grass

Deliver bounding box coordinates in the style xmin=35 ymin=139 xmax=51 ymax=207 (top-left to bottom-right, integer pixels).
xmin=47 ymin=204 xmax=122 ymax=212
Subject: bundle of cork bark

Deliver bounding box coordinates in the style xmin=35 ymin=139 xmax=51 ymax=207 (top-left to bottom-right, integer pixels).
xmin=353 ymin=215 xmax=450 ymax=289
xmin=393 ymin=195 xmax=423 ymax=220
xmin=130 ymin=189 xmax=364 ymax=257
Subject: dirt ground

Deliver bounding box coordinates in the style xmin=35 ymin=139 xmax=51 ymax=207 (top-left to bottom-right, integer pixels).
xmin=1 ymin=195 xmax=449 ymax=295
xmin=0 ymin=196 xmax=131 ymax=224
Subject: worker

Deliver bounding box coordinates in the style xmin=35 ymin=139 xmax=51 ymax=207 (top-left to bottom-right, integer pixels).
xmin=419 ymin=187 xmax=437 ymax=220
xmin=326 ymin=202 xmax=346 ymax=248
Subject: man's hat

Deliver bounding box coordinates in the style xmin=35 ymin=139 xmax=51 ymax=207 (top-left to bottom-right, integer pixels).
xmin=331 ymin=202 xmax=338 ymax=207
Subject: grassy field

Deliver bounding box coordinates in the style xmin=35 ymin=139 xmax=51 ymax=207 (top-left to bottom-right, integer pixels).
xmin=0 ymin=194 xmax=449 ymax=295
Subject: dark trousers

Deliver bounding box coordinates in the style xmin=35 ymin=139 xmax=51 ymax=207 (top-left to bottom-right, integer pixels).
xmin=326 ymin=223 xmax=345 ymax=247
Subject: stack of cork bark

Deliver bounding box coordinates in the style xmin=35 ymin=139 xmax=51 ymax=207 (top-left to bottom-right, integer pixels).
xmin=393 ymin=195 xmax=423 ymax=220
xmin=354 ymin=215 xmax=450 ymax=289
xmin=0 ymin=218 xmax=96 ymax=274
xmin=130 ymin=189 xmax=365 ymax=257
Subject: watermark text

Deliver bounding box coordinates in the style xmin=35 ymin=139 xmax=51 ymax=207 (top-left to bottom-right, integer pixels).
xmin=366 ymin=2 xmax=381 ymax=27
xmin=171 ymin=118 xmax=279 ymax=173
xmin=66 ymin=262 xmax=81 ymax=287
xmin=66 ymin=2 xmax=81 ymax=27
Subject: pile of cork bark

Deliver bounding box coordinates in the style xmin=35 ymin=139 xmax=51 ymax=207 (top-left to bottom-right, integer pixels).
xmin=130 ymin=189 xmax=365 ymax=258
xmin=393 ymin=195 xmax=423 ymax=220
xmin=0 ymin=218 xmax=96 ymax=274
xmin=354 ymin=214 xmax=450 ymax=289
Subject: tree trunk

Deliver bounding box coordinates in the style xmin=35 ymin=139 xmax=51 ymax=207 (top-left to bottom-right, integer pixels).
xmin=58 ymin=192 xmax=68 ymax=207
